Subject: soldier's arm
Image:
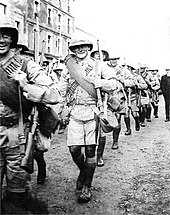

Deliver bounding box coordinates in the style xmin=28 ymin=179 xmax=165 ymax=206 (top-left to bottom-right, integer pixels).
xmin=57 ymin=68 xmax=70 ymax=113
xmin=123 ymin=69 xmax=136 ymax=88
xmin=22 ymin=60 xmax=61 ymax=104
xmin=99 ymin=62 xmax=117 ymax=92
xmin=136 ymin=75 xmax=148 ymax=90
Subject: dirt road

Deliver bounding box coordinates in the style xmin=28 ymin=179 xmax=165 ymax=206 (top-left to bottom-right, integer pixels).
xmin=2 ymin=95 xmax=170 ymax=215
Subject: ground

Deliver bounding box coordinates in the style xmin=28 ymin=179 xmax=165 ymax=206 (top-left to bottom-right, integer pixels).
xmin=2 ymin=95 xmax=170 ymax=215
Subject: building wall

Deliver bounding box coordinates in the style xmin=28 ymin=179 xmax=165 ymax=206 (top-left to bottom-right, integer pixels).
xmin=0 ymin=0 xmax=75 ymax=61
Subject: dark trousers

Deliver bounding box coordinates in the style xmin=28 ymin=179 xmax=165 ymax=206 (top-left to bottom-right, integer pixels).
xmin=164 ymin=99 xmax=170 ymax=120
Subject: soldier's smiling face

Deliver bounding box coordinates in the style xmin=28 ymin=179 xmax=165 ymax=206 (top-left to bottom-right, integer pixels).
xmin=0 ymin=31 xmax=12 ymax=56
xmin=93 ymin=51 xmax=106 ymax=61
xmin=109 ymin=59 xmax=118 ymax=67
xmin=73 ymin=45 xmax=90 ymax=59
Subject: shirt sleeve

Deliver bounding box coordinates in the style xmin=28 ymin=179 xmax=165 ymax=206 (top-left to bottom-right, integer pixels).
xmin=24 ymin=60 xmax=61 ymax=104
xmin=100 ymin=62 xmax=117 ymax=92
xmin=136 ymin=75 xmax=148 ymax=90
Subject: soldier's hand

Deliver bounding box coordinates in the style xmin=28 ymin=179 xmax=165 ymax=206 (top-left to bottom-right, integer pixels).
xmin=11 ymin=69 xmax=28 ymax=88
xmin=94 ymin=78 xmax=102 ymax=88
xmin=117 ymin=75 xmax=124 ymax=84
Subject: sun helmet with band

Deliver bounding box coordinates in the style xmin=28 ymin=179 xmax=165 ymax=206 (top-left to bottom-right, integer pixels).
xmin=0 ymin=16 xmax=18 ymax=48
xmin=90 ymin=43 xmax=109 ymax=61
xmin=68 ymin=39 xmax=93 ymax=59
xmin=106 ymin=52 xmax=120 ymax=67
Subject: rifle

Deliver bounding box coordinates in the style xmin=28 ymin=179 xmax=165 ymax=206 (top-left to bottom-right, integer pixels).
xmin=20 ymin=2 xmax=40 ymax=174
xmin=95 ymin=40 xmax=115 ymax=133
xmin=39 ymin=40 xmax=46 ymax=67
xmin=20 ymin=107 xmax=39 ymax=174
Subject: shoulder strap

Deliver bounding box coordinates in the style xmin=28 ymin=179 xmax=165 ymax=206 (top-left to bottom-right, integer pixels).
xmin=65 ymin=56 xmax=97 ymax=99
xmin=21 ymin=58 xmax=29 ymax=73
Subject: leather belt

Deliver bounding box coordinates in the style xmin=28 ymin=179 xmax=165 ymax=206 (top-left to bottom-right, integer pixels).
xmin=0 ymin=116 xmax=19 ymax=127
xmin=70 ymin=99 xmax=96 ymax=106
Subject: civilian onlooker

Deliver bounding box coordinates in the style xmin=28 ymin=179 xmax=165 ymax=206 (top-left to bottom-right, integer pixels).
xmin=160 ymin=67 xmax=170 ymax=122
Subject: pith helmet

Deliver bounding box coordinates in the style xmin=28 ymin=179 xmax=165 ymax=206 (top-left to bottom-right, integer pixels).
xmin=91 ymin=49 xmax=109 ymax=61
xmin=69 ymin=39 xmax=93 ymax=52
xmin=0 ymin=16 xmax=18 ymax=47
xmin=106 ymin=52 xmax=120 ymax=61
xmin=125 ymin=60 xmax=136 ymax=70
xmin=107 ymin=56 xmax=120 ymax=61
xmin=16 ymin=44 xmax=29 ymax=52
xmin=139 ymin=63 xmax=147 ymax=68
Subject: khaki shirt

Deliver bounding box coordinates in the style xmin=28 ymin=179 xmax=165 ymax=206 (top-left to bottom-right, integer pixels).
xmin=0 ymin=53 xmax=61 ymax=118
xmin=59 ymin=56 xmax=117 ymax=121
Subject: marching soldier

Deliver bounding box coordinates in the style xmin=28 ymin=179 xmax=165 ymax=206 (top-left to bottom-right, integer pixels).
xmin=120 ymin=63 xmax=140 ymax=135
xmin=132 ymin=68 xmax=148 ymax=127
xmin=145 ymin=68 xmax=161 ymax=119
xmin=0 ymin=16 xmax=61 ymax=213
xmin=106 ymin=55 xmax=124 ymax=149
xmin=139 ymin=65 xmax=152 ymax=122
xmin=59 ymin=38 xmax=117 ymax=203
xmin=90 ymin=47 xmax=109 ymax=167
xmin=14 ymin=43 xmax=48 ymax=185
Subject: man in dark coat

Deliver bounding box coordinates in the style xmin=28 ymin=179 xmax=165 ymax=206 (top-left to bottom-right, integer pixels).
xmin=160 ymin=68 xmax=170 ymax=122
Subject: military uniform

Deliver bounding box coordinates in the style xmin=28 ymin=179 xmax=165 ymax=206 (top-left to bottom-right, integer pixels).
xmin=133 ymin=69 xmax=148 ymax=127
xmin=0 ymin=16 xmax=60 ymax=211
xmin=90 ymin=48 xmax=111 ymax=167
xmin=106 ymin=56 xmax=124 ymax=149
xmin=116 ymin=64 xmax=140 ymax=135
xmin=145 ymin=69 xmax=160 ymax=119
xmin=59 ymin=39 xmax=117 ymax=203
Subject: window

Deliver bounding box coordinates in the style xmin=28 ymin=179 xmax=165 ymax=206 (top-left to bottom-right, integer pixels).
xmin=0 ymin=3 xmax=6 ymax=14
xmin=47 ymin=8 xmax=51 ymax=25
xmin=34 ymin=0 xmax=40 ymax=19
xmin=59 ymin=0 xmax=61 ymax=8
xmin=57 ymin=38 xmax=60 ymax=54
xmin=58 ymin=14 xmax=61 ymax=31
xmin=15 ymin=21 xmax=20 ymax=30
xmin=67 ymin=0 xmax=70 ymax=13
xmin=58 ymin=14 xmax=61 ymax=22
xmin=67 ymin=42 xmax=70 ymax=54
xmin=67 ymin=19 xmax=70 ymax=33
xmin=47 ymin=35 xmax=51 ymax=53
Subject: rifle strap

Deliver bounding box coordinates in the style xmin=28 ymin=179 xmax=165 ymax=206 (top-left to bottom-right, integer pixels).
xmin=18 ymin=58 xmax=30 ymax=156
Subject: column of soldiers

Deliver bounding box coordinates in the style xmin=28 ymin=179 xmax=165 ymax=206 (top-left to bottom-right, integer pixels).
xmin=1 ymin=14 xmax=167 ymax=213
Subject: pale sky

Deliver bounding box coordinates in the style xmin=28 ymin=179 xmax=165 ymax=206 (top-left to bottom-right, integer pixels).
xmin=72 ymin=0 xmax=170 ymax=73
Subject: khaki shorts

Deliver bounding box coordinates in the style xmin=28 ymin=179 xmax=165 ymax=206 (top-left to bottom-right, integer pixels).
xmin=67 ymin=117 xmax=97 ymax=146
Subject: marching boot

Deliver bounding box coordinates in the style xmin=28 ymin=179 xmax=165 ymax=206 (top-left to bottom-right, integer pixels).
xmin=78 ymin=162 xmax=96 ymax=203
xmin=97 ymin=136 xmax=106 ymax=167
xmin=112 ymin=126 xmax=121 ymax=150
xmin=34 ymin=150 xmax=46 ymax=184
xmin=140 ymin=106 xmax=146 ymax=127
xmin=134 ymin=116 xmax=140 ymax=131
xmin=146 ymin=104 xmax=152 ymax=122
xmin=124 ymin=117 xmax=131 ymax=135
xmin=154 ymin=105 xmax=158 ymax=118
xmin=138 ymin=107 xmax=142 ymax=123
xmin=73 ymin=153 xmax=85 ymax=190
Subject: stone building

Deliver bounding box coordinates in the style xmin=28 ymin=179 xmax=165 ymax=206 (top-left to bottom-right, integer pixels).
xmin=0 ymin=0 xmax=75 ymax=61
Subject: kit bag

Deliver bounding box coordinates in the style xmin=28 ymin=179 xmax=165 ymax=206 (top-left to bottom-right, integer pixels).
xmin=38 ymin=105 xmax=60 ymax=138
